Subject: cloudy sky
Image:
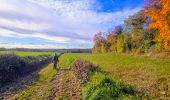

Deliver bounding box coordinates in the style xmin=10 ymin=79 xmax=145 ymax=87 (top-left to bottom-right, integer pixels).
xmin=0 ymin=0 xmax=144 ymax=49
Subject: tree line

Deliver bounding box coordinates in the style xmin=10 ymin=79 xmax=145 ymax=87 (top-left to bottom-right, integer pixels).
xmin=93 ymin=0 xmax=170 ymax=54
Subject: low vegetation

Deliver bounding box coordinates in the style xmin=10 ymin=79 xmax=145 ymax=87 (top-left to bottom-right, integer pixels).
xmin=82 ymin=73 xmax=139 ymax=100
xmin=0 ymin=54 xmax=52 ymax=87
xmin=1 ymin=52 xmax=169 ymax=99
xmin=72 ymin=59 xmax=139 ymax=99
xmin=72 ymin=59 xmax=96 ymax=84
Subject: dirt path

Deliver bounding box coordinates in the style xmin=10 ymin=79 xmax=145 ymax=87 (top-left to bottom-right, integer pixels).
xmin=48 ymin=68 xmax=81 ymax=100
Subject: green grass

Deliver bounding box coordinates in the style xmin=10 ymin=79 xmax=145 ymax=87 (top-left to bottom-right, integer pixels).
xmin=0 ymin=51 xmax=57 ymax=56
xmin=59 ymin=53 xmax=170 ymax=99
xmin=82 ymin=72 xmax=139 ymax=100
xmin=0 ymin=51 xmax=14 ymax=55
xmin=15 ymin=51 xmax=55 ymax=56
xmin=58 ymin=53 xmax=77 ymax=69
xmin=12 ymin=53 xmax=170 ymax=99
xmin=16 ymin=64 xmax=57 ymax=100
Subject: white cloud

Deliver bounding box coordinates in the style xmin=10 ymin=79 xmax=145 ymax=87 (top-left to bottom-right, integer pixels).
xmin=0 ymin=0 xmax=142 ymax=48
xmin=0 ymin=43 xmax=90 ymax=49
xmin=0 ymin=28 xmax=89 ymax=43
xmin=0 ymin=18 xmax=48 ymax=31
xmin=0 ymin=43 xmax=63 ymax=49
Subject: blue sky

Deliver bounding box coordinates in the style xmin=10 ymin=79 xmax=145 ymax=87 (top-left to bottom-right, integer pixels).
xmin=0 ymin=0 xmax=144 ymax=49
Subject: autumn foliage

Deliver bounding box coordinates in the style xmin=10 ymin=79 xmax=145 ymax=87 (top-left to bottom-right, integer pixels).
xmin=93 ymin=0 xmax=170 ymax=53
xmin=145 ymin=0 xmax=170 ymax=49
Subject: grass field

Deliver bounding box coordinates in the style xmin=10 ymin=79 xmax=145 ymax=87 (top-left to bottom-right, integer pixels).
xmin=59 ymin=53 xmax=170 ymax=99
xmin=15 ymin=51 xmax=55 ymax=56
xmin=0 ymin=51 xmax=56 ymax=56
xmin=4 ymin=53 xmax=170 ymax=99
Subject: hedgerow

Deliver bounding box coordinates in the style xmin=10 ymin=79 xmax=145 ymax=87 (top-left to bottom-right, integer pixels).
xmin=0 ymin=54 xmax=52 ymax=87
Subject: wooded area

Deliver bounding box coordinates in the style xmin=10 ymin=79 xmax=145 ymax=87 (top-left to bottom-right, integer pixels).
xmin=93 ymin=0 xmax=170 ymax=54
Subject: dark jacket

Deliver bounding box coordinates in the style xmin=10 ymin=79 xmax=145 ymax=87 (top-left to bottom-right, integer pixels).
xmin=53 ymin=55 xmax=59 ymax=62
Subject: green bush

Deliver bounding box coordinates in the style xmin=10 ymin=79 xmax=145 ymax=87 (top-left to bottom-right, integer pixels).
xmin=84 ymin=77 xmax=138 ymax=100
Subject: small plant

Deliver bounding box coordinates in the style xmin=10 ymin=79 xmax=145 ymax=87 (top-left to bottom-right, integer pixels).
xmin=84 ymin=77 xmax=138 ymax=100
xmin=72 ymin=59 xmax=96 ymax=84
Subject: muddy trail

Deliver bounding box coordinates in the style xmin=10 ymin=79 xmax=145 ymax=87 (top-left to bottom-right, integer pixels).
xmin=48 ymin=68 xmax=81 ymax=100
xmin=0 ymin=66 xmax=82 ymax=100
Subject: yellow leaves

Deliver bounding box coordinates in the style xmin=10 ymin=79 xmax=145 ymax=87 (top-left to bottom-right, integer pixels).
xmin=146 ymin=0 xmax=170 ymax=49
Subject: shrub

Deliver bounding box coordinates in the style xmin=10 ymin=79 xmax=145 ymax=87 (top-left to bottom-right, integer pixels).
xmin=85 ymin=78 xmax=138 ymax=100
xmin=0 ymin=54 xmax=52 ymax=87
xmin=72 ymin=59 xmax=96 ymax=84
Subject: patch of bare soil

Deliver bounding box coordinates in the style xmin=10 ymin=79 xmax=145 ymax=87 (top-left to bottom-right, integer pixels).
xmin=48 ymin=68 xmax=81 ymax=100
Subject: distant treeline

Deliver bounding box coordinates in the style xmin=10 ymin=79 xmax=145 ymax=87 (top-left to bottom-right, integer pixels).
xmin=93 ymin=0 xmax=170 ymax=54
xmin=56 ymin=49 xmax=92 ymax=53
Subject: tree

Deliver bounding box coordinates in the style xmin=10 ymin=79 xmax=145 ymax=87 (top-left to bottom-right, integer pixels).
xmin=114 ymin=25 xmax=123 ymax=36
xmin=107 ymin=25 xmax=123 ymax=52
xmin=145 ymin=0 xmax=170 ymax=49
xmin=92 ymin=32 xmax=108 ymax=53
xmin=123 ymin=32 xmax=133 ymax=52
xmin=93 ymin=32 xmax=107 ymax=45
xmin=124 ymin=11 xmax=148 ymax=51
xmin=116 ymin=34 xmax=125 ymax=53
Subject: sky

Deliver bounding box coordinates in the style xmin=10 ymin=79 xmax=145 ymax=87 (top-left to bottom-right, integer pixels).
xmin=0 ymin=0 xmax=144 ymax=49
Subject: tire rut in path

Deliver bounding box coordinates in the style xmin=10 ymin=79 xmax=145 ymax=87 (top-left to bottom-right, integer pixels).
xmin=49 ymin=68 xmax=81 ymax=100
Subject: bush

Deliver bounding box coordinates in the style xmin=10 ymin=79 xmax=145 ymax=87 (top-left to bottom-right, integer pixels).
xmin=155 ymin=42 xmax=163 ymax=52
xmin=85 ymin=78 xmax=138 ymax=100
xmin=72 ymin=59 xmax=96 ymax=84
xmin=0 ymin=54 xmax=52 ymax=87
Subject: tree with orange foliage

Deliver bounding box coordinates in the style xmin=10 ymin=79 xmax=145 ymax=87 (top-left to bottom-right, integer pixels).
xmin=145 ymin=0 xmax=170 ymax=49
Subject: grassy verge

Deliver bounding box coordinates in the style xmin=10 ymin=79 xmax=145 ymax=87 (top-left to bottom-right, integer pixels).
xmin=60 ymin=53 xmax=170 ymax=99
xmin=15 ymin=64 xmax=57 ymax=100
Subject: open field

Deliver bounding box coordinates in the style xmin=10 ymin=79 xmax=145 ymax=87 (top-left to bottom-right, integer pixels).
xmin=0 ymin=51 xmax=55 ymax=56
xmin=15 ymin=51 xmax=55 ymax=56
xmin=0 ymin=51 xmax=54 ymax=56
xmin=1 ymin=0 xmax=170 ymax=99
xmin=1 ymin=53 xmax=170 ymax=99
xmin=59 ymin=53 xmax=170 ymax=99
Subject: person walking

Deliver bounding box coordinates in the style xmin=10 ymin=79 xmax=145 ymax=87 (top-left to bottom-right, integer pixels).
xmin=53 ymin=53 xmax=59 ymax=69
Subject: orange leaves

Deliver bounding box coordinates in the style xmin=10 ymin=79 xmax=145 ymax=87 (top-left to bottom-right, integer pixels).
xmin=145 ymin=0 xmax=170 ymax=49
